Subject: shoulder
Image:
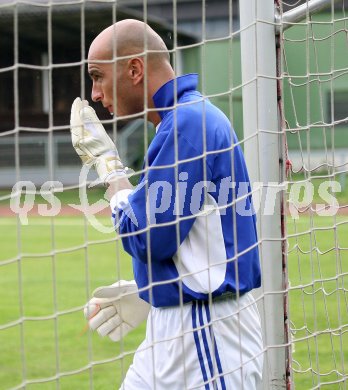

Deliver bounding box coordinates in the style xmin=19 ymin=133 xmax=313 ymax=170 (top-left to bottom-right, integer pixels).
xmin=178 ymin=95 xmax=232 ymax=147
xmin=158 ymin=93 xmax=233 ymax=150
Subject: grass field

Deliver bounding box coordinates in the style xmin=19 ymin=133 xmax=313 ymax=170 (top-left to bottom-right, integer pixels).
xmin=287 ymin=215 xmax=348 ymax=389
xmin=0 ymin=211 xmax=347 ymax=389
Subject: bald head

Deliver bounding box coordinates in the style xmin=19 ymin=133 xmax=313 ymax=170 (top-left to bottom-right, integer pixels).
xmin=88 ymin=19 xmax=174 ymax=126
xmin=89 ymin=19 xmax=170 ymax=64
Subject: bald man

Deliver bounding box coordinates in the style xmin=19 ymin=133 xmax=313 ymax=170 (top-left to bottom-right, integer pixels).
xmin=88 ymin=20 xmax=173 ymax=124
xmin=71 ymin=19 xmax=263 ymax=390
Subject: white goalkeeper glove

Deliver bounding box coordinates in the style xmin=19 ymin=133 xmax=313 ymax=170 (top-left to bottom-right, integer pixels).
xmin=84 ymin=280 xmax=150 ymax=342
xmin=70 ymin=97 xmax=128 ymax=184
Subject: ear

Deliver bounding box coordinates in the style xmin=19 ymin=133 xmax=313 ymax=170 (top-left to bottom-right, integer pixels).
xmin=127 ymin=57 xmax=144 ymax=86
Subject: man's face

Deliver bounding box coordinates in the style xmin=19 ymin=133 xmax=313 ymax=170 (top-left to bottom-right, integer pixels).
xmin=88 ymin=59 xmax=129 ymax=117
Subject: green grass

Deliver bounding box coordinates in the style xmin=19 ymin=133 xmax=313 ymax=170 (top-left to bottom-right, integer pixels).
xmin=287 ymin=215 xmax=348 ymax=389
xmin=0 ymin=214 xmax=347 ymax=389
xmin=0 ymin=216 xmax=139 ymax=389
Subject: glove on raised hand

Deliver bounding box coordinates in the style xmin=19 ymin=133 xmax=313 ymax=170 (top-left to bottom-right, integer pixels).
xmin=84 ymin=280 xmax=150 ymax=342
xmin=70 ymin=97 xmax=126 ymax=184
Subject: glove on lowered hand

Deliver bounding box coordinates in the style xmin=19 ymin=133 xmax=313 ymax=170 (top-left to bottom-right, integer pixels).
xmin=84 ymin=280 xmax=150 ymax=342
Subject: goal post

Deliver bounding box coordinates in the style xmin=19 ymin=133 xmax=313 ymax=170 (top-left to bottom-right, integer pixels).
xmin=239 ymin=1 xmax=289 ymax=388
xmin=240 ymin=0 xmax=347 ymax=388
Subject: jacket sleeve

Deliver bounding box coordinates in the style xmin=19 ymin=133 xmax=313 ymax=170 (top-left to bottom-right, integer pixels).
xmin=111 ymin=123 xmax=212 ymax=264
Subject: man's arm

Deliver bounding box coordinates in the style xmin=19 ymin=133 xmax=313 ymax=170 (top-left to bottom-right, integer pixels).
xmin=114 ymin=128 xmax=210 ymax=264
xmin=70 ymin=98 xmax=150 ymax=341
xmin=106 ymin=177 xmax=133 ymax=200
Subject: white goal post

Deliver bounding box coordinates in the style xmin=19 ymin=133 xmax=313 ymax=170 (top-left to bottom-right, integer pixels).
xmin=240 ymin=0 xmax=347 ymax=388
xmin=239 ymin=1 xmax=286 ymax=388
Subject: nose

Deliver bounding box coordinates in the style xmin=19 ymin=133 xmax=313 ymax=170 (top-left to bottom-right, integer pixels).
xmin=91 ymin=83 xmax=103 ymax=103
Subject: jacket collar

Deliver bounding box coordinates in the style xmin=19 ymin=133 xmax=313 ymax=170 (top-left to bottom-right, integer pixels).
xmin=152 ymin=73 xmax=199 ymax=120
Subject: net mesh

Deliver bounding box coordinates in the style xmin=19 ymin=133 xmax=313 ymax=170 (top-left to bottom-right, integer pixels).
xmin=280 ymin=0 xmax=348 ymax=388
xmin=0 ymin=0 xmax=347 ymax=389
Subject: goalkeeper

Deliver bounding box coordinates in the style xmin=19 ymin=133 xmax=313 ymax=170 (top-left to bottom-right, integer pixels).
xmin=71 ymin=19 xmax=263 ymax=389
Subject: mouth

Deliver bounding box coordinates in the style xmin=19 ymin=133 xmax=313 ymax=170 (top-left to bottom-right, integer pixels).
xmin=107 ymin=106 xmax=114 ymax=116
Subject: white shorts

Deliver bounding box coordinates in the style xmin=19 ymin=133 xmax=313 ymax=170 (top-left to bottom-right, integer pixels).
xmin=120 ymin=292 xmax=263 ymax=390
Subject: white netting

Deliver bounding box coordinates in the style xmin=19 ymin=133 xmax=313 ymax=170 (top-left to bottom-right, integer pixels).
xmin=0 ymin=1 xmax=245 ymax=389
xmin=279 ymin=0 xmax=348 ymax=388
xmin=0 ymin=0 xmax=347 ymax=389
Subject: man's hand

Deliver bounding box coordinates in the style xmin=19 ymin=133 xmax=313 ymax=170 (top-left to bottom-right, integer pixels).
xmin=84 ymin=280 xmax=150 ymax=342
xmin=70 ymin=97 xmax=126 ymax=184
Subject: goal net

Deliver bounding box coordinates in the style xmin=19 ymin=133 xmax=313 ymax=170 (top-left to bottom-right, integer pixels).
xmin=0 ymin=0 xmax=347 ymax=389
xmin=280 ymin=1 xmax=348 ymax=388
